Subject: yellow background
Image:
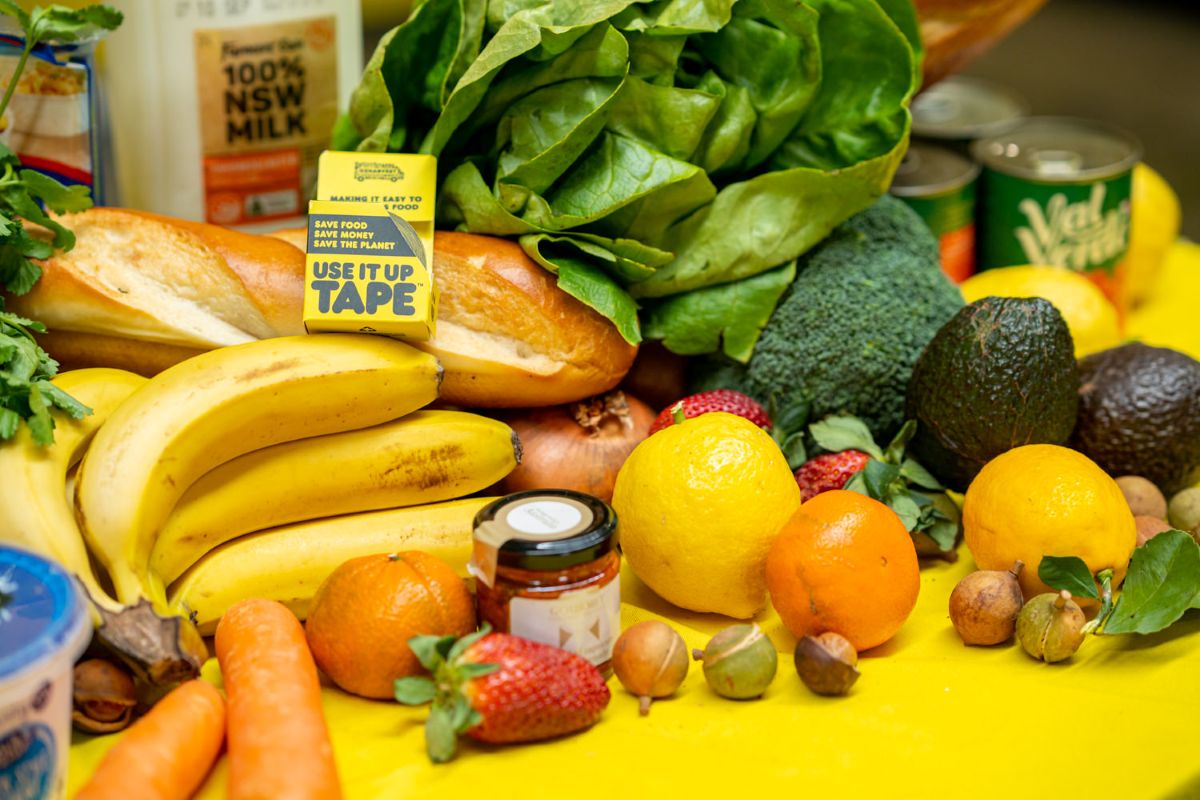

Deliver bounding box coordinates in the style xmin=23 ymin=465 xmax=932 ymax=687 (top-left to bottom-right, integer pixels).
xmin=69 ymin=556 xmax=1200 ymax=798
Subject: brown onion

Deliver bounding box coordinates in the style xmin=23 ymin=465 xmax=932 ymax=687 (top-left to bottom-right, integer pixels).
xmin=619 ymin=343 xmax=688 ymax=411
xmin=501 ymin=391 xmax=654 ymax=502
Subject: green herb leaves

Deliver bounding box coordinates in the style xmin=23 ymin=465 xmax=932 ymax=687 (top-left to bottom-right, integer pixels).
xmin=0 ymin=2 xmax=122 ymax=43
xmin=0 ymin=308 xmax=90 ymax=444
xmin=343 ymin=0 xmax=919 ymax=347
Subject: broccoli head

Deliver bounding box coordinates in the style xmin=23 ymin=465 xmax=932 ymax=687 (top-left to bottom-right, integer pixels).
xmin=689 ymin=195 xmax=964 ymax=440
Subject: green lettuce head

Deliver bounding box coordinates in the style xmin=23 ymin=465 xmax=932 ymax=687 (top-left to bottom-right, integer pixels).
xmin=337 ymin=0 xmax=922 ymax=354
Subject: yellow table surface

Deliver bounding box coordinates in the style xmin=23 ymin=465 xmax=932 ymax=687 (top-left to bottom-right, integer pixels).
xmin=69 ymin=554 xmax=1200 ymax=799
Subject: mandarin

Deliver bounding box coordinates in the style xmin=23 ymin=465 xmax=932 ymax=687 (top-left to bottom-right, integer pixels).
xmin=765 ymin=491 xmax=920 ymax=652
xmin=305 ymin=551 xmax=474 ymax=699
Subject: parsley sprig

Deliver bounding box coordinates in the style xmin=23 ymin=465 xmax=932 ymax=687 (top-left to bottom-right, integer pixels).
xmin=0 ymin=3 xmax=122 ymax=445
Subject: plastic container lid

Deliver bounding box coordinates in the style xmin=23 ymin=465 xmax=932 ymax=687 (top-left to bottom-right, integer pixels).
xmin=971 ymin=116 xmax=1142 ymax=182
xmin=912 ymin=76 xmax=1028 ymax=141
xmin=0 ymin=546 xmax=90 ymax=683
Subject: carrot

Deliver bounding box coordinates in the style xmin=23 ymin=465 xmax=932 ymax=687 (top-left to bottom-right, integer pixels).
xmin=75 ymin=679 xmax=225 ymax=800
xmin=215 ymin=598 xmax=342 ymax=800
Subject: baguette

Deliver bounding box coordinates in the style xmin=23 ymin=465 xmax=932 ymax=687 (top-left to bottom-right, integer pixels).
xmin=9 ymin=211 xmax=636 ymax=406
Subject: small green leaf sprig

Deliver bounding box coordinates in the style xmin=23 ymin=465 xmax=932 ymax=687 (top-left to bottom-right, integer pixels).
xmin=1039 ymin=530 xmax=1200 ymax=636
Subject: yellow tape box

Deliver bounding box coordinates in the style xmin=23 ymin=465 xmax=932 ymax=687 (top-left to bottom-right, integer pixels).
xmin=303 ymin=152 xmax=437 ymax=339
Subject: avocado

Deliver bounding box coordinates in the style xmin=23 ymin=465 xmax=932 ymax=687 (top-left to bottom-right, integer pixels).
xmin=905 ymin=296 xmax=1079 ymax=491
xmin=1071 ymin=343 xmax=1200 ymax=493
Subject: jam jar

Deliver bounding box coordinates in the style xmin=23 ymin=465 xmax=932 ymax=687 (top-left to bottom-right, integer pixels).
xmin=470 ymin=490 xmax=620 ymax=673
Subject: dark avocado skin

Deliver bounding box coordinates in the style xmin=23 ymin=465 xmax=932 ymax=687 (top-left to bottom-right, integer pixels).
xmin=1071 ymin=342 xmax=1200 ymax=493
xmin=905 ymin=296 xmax=1080 ymax=492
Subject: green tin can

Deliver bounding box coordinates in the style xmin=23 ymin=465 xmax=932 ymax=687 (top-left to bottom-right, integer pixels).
xmin=972 ymin=117 xmax=1141 ymax=275
xmin=890 ymin=142 xmax=980 ymax=283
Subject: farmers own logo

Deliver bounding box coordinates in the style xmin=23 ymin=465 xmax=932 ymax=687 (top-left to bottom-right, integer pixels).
xmin=1013 ymin=183 xmax=1130 ymax=271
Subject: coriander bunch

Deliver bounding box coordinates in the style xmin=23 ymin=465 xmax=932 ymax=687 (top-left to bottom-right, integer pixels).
xmin=0 ymin=2 xmax=121 ymax=444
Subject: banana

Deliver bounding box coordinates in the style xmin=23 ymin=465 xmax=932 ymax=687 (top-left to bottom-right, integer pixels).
xmin=152 ymin=410 xmax=520 ymax=584
xmin=168 ymin=497 xmax=491 ymax=634
xmin=0 ymin=368 xmax=147 ymax=611
xmin=76 ymin=334 xmax=441 ymax=608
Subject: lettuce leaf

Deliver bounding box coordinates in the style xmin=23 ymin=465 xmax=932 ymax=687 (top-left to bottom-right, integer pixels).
xmin=340 ymin=0 xmax=920 ymax=348
xmin=642 ymin=261 xmax=796 ymax=360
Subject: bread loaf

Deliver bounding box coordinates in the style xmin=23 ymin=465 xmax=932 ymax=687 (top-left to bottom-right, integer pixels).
xmin=8 ymin=210 xmax=636 ymax=405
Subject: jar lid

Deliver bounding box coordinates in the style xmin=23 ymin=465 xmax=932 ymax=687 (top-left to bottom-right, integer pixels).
xmin=0 ymin=546 xmax=90 ymax=682
xmin=470 ymin=490 xmax=618 ymax=585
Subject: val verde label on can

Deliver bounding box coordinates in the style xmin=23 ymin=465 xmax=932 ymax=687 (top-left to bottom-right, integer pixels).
xmin=890 ymin=142 xmax=979 ymax=283
xmin=972 ymin=117 xmax=1141 ymax=275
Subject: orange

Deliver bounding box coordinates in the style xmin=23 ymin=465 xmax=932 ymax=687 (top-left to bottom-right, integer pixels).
xmin=765 ymin=491 xmax=920 ymax=652
xmin=305 ymin=551 xmax=475 ymax=699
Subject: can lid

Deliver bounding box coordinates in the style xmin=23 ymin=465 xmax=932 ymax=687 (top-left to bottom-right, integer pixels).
xmin=0 ymin=546 xmax=89 ymax=682
xmin=912 ymin=76 xmax=1028 ymax=140
xmin=890 ymin=141 xmax=980 ymax=196
xmin=971 ymin=116 xmax=1142 ymax=182
xmin=470 ymin=490 xmax=618 ymax=584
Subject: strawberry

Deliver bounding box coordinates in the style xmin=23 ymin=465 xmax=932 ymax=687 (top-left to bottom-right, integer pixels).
xmin=395 ymin=627 xmax=610 ymax=762
xmin=649 ymin=389 xmax=771 ymax=434
xmin=794 ymin=449 xmax=871 ymax=503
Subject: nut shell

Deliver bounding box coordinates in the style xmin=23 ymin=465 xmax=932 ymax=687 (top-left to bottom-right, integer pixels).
xmin=611 ymin=620 xmax=689 ymax=715
xmin=1116 ymin=475 xmax=1168 ymax=519
xmin=1016 ymin=591 xmax=1086 ymax=663
xmin=73 ymin=659 xmax=137 ymax=733
xmin=794 ymin=634 xmax=859 ymax=696
xmin=694 ymin=624 xmax=777 ymax=700
xmin=948 ymin=562 xmax=1024 ymax=645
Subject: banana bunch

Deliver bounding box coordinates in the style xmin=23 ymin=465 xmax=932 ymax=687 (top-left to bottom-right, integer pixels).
xmin=0 ymin=368 xmax=207 ymax=683
xmin=0 ymin=333 xmax=521 ymax=686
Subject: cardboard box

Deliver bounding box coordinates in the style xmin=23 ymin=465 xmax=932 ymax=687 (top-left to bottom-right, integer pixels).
xmin=303 ymin=152 xmax=436 ymax=339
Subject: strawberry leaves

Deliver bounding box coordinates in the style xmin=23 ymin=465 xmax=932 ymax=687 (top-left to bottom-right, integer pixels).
xmin=811 ymin=415 xmax=960 ymax=553
xmin=395 ymin=626 xmax=499 ymax=764
xmin=810 ymin=415 xmax=883 ymax=459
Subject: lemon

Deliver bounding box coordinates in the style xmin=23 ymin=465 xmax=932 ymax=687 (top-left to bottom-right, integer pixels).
xmin=960 ymin=266 xmax=1120 ymax=358
xmin=1127 ymin=241 xmax=1200 ymax=361
xmin=963 ymin=444 xmax=1136 ymax=601
xmin=612 ymin=412 xmax=800 ymax=618
xmin=1122 ymin=163 xmax=1182 ymax=309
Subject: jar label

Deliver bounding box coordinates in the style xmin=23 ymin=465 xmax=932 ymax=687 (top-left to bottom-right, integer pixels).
xmin=508 ymin=580 xmax=621 ymax=667
xmin=193 ymin=15 xmax=339 ymax=226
